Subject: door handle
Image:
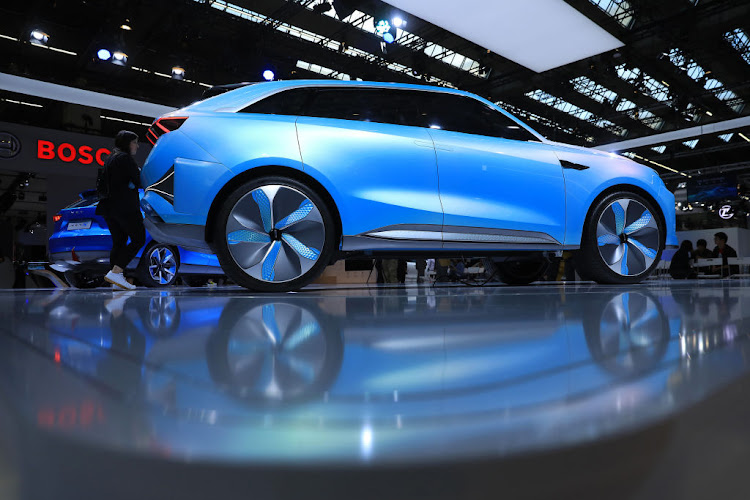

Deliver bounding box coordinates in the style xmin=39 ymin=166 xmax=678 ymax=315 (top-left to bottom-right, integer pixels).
xmin=414 ymin=140 xmax=433 ymax=148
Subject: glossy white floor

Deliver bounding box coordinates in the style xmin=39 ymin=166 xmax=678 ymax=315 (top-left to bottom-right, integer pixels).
xmin=1 ymin=280 xmax=749 ymax=500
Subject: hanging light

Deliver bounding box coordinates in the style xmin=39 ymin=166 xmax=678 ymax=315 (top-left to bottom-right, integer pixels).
xmin=171 ymin=66 xmax=185 ymax=80
xmin=97 ymin=48 xmax=112 ymax=60
xmin=30 ymin=29 xmax=49 ymax=46
xmin=112 ymin=51 xmax=128 ymax=66
xmin=262 ymin=69 xmax=275 ymax=81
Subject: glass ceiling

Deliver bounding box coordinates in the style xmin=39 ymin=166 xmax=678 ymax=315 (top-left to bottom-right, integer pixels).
xmin=666 ymin=48 xmax=745 ymax=113
xmin=588 ymin=0 xmax=635 ymax=29
xmin=725 ymin=28 xmax=750 ymax=65
xmin=572 ymin=76 xmax=663 ymax=130
xmin=526 ymin=89 xmax=627 ymax=136
xmin=303 ymin=0 xmax=488 ymax=79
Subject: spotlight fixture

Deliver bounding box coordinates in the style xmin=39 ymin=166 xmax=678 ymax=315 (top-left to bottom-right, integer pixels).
xmin=262 ymin=69 xmax=275 ymax=81
xmin=97 ymin=48 xmax=112 ymax=61
xmin=375 ymin=19 xmax=391 ymax=37
xmin=112 ymin=51 xmax=128 ymax=66
xmin=392 ymin=16 xmax=405 ymax=28
xmin=171 ymin=66 xmax=185 ymax=80
xmin=29 ymin=29 xmax=49 ymax=46
xmin=120 ymin=20 xmax=132 ymax=30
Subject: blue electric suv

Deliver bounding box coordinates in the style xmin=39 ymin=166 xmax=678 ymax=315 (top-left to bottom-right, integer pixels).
xmin=140 ymin=80 xmax=677 ymax=292
xmin=49 ymin=190 xmax=223 ymax=287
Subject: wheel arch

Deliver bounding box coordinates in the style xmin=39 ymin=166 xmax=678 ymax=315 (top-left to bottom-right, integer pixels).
xmin=580 ymin=184 xmax=667 ymax=245
xmin=204 ymin=165 xmax=343 ymax=247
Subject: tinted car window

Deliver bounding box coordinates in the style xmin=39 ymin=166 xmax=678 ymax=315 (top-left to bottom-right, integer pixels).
xmin=415 ymin=92 xmax=538 ymax=141
xmin=240 ymin=88 xmax=313 ymax=115
xmin=305 ymin=88 xmax=421 ymax=127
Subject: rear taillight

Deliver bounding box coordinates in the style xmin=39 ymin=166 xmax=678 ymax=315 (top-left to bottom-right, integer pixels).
xmin=53 ymin=214 xmax=62 ymax=222
xmin=146 ymin=116 xmax=188 ymax=145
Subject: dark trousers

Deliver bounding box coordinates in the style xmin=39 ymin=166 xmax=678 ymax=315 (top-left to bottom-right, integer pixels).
xmin=103 ymin=211 xmax=146 ymax=269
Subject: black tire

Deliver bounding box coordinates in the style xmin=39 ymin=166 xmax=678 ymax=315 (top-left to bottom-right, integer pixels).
xmin=213 ymin=176 xmax=336 ymax=293
xmin=495 ymin=258 xmax=549 ymax=285
xmin=579 ymin=191 xmax=664 ymax=284
xmin=137 ymin=242 xmax=180 ymax=287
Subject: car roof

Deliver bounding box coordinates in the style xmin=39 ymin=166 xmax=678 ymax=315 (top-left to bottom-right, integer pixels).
xmin=184 ymin=79 xmax=481 ymax=113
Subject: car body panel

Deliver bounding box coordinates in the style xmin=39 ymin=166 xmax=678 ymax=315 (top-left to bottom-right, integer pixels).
xmin=428 ymin=129 xmax=566 ymax=245
xmin=296 ymin=116 xmax=443 ymax=239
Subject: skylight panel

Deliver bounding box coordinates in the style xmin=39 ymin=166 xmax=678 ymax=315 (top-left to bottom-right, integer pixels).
xmin=616 ymin=98 xmax=664 ymax=130
xmin=725 ymin=28 xmax=750 ymax=65
xmin=571 ymin=76 xmax=618 ymax=104
xmin=683 ymin=139 xmax=699 ymax=149
xmin=718 ymin=133 xmax=734 ymax=142
xmin=614 ymin=64 xmax=670 ymax=102
xmin=651 ymin=145 xmax=666 ymax=154
xmin=526 ymin=89 xmax=627 ymax=136
xmin=667 ymin=48 xmax=745 ymax=112
xmin=589 ymin=0 xmax=635 ymax=29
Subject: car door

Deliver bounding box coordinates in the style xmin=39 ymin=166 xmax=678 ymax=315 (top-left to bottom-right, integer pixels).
xmin=295 ymin=87 xmax=443 ymax=248
xmin=416 ymin=92 xmax=567 ymax=248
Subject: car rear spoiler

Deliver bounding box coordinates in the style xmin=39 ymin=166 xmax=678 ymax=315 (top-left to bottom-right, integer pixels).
xmin=201 ymin=82 xmax=259 ymax=99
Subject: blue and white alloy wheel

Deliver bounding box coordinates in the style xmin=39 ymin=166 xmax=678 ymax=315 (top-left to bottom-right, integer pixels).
xmin=596 ymin=198 xmax=659 ymax=277
xmin=148 ymin=245 xmax=178 ymax=285
xmin=225 ymin=184 xmax=325 ymax=283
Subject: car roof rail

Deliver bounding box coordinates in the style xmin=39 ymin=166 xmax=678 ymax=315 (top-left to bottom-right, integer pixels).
xmin=201 ymin=82 xmax=259 ymax=99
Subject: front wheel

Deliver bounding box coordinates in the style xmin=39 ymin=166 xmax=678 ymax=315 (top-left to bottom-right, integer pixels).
xmin=137 ymin=242 xmax=180 ymax=287
xmin=213 ymin=176 xmax=336 ymax=292
xmin=579 ymin=191 xmax=664 ymax=284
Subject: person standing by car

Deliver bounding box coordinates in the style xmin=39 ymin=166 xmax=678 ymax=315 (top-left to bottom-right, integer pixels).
xmin=96 ymin=131 xmax=145 ymax=290
xmin=693 ymin=239 xmax=713 ymax=260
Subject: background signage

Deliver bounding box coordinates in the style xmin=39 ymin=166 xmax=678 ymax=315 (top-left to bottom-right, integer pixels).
xmin=0 ymin=121 xmax=150 ymax=178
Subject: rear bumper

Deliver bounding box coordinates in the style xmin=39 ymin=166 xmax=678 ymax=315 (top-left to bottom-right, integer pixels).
xmin=143 ymin=217 xmax=212 ymax=253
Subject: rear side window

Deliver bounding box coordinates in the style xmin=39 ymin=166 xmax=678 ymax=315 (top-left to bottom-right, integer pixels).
xmin=414 ymin=92 xmax=538 ymax=141
xmin=305 ymin=88 xmax=421 ymax=127
xmin=239 ymin=88 xmax=313 ymax=115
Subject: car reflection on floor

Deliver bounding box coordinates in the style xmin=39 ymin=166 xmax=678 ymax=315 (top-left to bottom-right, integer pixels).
xmin=1 ymin=283 xmax=749 ymax=465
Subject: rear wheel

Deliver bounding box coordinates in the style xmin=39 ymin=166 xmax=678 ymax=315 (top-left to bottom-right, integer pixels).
xmin=579 ymin=191 xmax=664 ymax=284
xmin=213 ymin=176 xmax=336 ymax=292
xmin=137 ymin=242 xmax=180 ymax=287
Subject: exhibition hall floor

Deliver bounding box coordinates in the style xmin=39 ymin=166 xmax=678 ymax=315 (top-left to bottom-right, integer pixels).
xmin=1 ymin=281 xmax=750 ymax=499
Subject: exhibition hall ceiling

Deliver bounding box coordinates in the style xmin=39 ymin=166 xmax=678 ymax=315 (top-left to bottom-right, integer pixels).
xmin=0 ymin=0 xmax=749 ymax=177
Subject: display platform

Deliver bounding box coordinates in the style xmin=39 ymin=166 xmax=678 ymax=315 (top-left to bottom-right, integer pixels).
xmin=1 ymin=281 xmax=750 ymax=499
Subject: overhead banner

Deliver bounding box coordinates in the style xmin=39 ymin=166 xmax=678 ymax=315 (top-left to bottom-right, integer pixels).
xmin=0 ymin=121 xmax=151 ymax=178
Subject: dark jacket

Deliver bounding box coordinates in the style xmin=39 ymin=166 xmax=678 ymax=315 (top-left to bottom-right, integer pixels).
xmin=95 ymin=151 xmax=141 ymax=216
xmin=712 ymin=244 xmax=738 ymax=266
xmin=669 ymin=248 xmax=692 ymax=278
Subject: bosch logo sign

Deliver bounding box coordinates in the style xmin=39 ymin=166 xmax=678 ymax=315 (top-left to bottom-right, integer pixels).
xmin=37 ymin=140 xmax=110 ymax=166
xmin=719 ymin=205 xmax=734 ymax=220
xmin=0 ymin=132 xmax=21 ymax=159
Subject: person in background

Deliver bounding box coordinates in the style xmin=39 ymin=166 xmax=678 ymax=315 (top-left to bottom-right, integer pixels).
xmin=669 ymin=240 xmax=695 ymax=279
xmin=693 ymin=239 xmax=713 ymax=260
xmin=96 ymin=130 xmax=145 ymax=290
xmin=712 ymin=231 xmax=738 ymax=277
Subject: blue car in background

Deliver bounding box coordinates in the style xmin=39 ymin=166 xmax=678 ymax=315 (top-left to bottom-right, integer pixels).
xmin=140 ymin=79 xmax=678 ymax=292
xmin=49 ymin=189 xmax=223 ymax=288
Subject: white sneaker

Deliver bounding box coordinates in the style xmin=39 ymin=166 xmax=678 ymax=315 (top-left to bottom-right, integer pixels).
xmin=105 ymin=271 xmax=136 ymax=290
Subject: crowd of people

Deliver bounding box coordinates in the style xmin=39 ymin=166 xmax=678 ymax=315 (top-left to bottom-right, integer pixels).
xmin=669 ymin=232 xmax=739 ymax=279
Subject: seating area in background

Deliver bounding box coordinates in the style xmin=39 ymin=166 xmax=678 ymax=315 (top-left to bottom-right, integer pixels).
xmin=650 ymin=257 xmax=750 ymax=280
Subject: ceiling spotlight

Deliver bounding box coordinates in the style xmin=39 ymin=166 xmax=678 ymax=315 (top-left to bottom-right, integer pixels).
xmin=112 ymin=51 xmax=128 ymax=66
xmin=383 ymin=31 xmax=395 ymax=43
xmin=392 ymin=17 xmax=405 ymax=28
xmin=30 ymin=29 xmax=49 ymax=46
xmin=262 ymin=69 xmax=275 ymax=81
xmin=97 ymin=48 xmax=112 ymax=60
xmin=120 ymin=20 xmax=132 ymax=30
xmin=375 ymin=19 xmax=391 ymax=37
xmin=171 ymin=66 xmax=185 ymax=80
